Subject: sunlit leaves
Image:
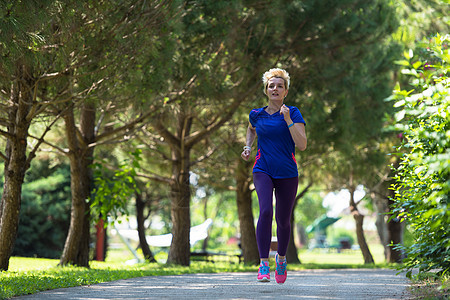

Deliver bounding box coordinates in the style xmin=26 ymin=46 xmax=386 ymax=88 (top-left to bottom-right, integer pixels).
xmin=89 ymin=149 xmax=143 ymax=225
xmin=390 ymin=34 xmax=450 ymax=275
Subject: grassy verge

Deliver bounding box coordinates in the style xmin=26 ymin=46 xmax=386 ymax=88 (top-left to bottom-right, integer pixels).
xmin=1 ymin=244 xmax=391 ymax=299
xmin=408 ymin=272 xmax=450 ymax=300
xmin=1 ymin=259 xmax=254 ymax=299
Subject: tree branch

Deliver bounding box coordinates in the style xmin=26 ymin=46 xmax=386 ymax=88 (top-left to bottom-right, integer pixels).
xmin=0 ymin=129 xmax=14 ymax=140
xmin=135 ymin=171 xmax=173 ymax=185
xmin=164 ymin=75 xmax=197 ymax=105
xmin=0 ymin=151 xmax=7 ymax=161
xmin=295 ymin=181 xmax=314 ymax=201
xmin=94 ymin=101 xmax=113 ymax=136
xmin=135 ymin=134 xmax=172 ymax=162
xmin=86 ymin=133 xmax=137 ymax=148
xmin=185 ymin=79 xmax=260 ymax=148
xmin=95 ymin=106 xmax=157 ymax=142
xmin=27 ymin=134 xmax=68 ymax=155
xmin=38 ymin=68 xmax=71 ymax=81
xmin=191 ymin=144 xmax=219 ymax=167
xmin=153 ymin=118 xmax=180 ymax=150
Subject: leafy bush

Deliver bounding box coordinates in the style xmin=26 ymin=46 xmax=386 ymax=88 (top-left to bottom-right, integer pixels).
xmin=11 ymin=160 xmax=71 ymax=258
xmin=89 ymin=150 xmax=141 ymax=225
xmin=389 ymin=33 xmax=449 ymax=276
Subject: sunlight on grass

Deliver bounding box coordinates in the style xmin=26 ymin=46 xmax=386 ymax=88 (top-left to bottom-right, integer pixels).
xmin=8 ymin=257 xmax=59 ymax=271
xmin=2 ymin=258 xmax=250 ymax=299
xmin=299 ymin=244 xmax=386 ymax=265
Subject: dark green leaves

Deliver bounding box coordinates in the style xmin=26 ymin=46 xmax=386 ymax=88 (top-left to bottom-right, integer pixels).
xmin=390 ymin=33 xmax=450 ymax=275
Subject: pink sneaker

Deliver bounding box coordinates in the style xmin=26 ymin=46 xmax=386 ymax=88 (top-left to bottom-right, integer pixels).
xmin=275 ymin=254 xmax=287 ymax=284
xmin=257 ymin=261 xmax=270 ymax=282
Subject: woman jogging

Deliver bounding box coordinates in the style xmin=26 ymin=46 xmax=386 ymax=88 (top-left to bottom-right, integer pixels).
xmin=241 ymin=68 xmax=307 ymax=284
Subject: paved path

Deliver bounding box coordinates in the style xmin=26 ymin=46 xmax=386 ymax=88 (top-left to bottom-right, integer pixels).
xmin=14 ymin=269 xmax=411 ymax=299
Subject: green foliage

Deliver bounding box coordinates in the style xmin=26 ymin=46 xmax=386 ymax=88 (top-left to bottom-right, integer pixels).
xmin=0 ymin=0 xmax=444 ymax=273
xmin=9 ymin=160 xmax=71 ymax=258
xmin=408 ymin=271 xmax=450 ymax=299
xmin=389 ymin=33 xmax=450 ymax=276
xmin=282 ymin=0 xmax=402 ymax=192
xmin=402 ymin=226 xmax=416 ymax=248
xmin=295 ymin=190 xmax=327 ymax=228
xmin=392 ymin=0 xmax=450 ymax=48
xmin=90 ymin=150 xmax=142 ymax=224
xmin=0 ymin=0 xmax=55 ymax=70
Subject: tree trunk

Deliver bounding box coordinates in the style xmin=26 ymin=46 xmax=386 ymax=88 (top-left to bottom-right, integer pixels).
xmin=201 ymin=197 xmax=209 ymax=252
xmin=136 ymin=191 xmax=156 ymax=262
xmin=386 ymin=158 xmax=404 ymax=263
xmin=77 ymin=206 xmax=91 ymax=265
xmin=59 ymin=103 xmax=95 ymax=267
xmin=286 ymin=182 xmax=312 ymax=264
xmin=373 ymin=195 xmax=389 ymax=259
xmin=349 ymin=186 xmax=374 ymax=264
xmin=286 ymin=216 xmax=300 ymax=264
xmin=386 ymin=197 xmax=404 ymax=263
xmin=78 ymin=102 xmax=96 ymax=265
xmin=151 ymin=82 xmax=248 ymax=265
xmin=167 ymin=147 xmax=191 ymax=266
xmin=60 ymin=107 xmax=87 ymax=266
xmin=235 ymin=158 xmax=259 ymax=265
xmin=353 ymin=213 xmax=374 ymax=264
xmin=0 ymin=68 xmax=33 ymax=271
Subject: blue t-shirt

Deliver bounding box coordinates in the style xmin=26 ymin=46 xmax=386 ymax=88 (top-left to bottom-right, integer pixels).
xmin=249 ymin=105 xmax=306 ymax=179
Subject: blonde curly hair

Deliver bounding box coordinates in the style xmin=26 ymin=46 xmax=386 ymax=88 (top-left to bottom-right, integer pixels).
xmin=262 ymin=68 xmax=290 ymax=95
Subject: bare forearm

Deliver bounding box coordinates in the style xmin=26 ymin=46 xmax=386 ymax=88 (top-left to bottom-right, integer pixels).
xmin=281 ymin=105 xmax=307 ymax=151
xmin=246 ymin=126 xmax=256 ymax=148
xmin=241 ymin=124 xmax=257 ymax=161
xmin=289 ymin=123 xmax=307 ymax=151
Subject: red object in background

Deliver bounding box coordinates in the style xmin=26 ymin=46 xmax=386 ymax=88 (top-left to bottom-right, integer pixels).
xmin=95 ymin=219 xmax=105 ymax=261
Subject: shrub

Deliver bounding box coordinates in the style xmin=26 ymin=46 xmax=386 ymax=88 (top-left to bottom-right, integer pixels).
xmin=389 ymin=33 xmax=449 ymax=276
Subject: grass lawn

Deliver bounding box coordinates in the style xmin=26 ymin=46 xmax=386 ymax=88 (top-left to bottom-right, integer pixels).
xmin=1 ymin=244 xmax=391 ymax=299
xmin=299 ymin=243 xmax=386 ymax=266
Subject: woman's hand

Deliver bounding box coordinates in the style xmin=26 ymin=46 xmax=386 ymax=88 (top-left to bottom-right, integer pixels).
xmin=281 ymin=104 xmax=307 ymax=150
xmin=280 ymin=104 xmax=292 ymax=124
xmin=241 ymin=148 xmax=251 ymax=161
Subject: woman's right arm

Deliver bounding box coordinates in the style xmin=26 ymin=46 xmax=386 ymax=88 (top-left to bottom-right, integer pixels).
xmin=241 ymin=122 xmax=257 ymax=161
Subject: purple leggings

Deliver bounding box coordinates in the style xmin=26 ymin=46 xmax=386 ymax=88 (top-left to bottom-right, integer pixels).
xmin=253 ymin=172 xmax=298 ymax=258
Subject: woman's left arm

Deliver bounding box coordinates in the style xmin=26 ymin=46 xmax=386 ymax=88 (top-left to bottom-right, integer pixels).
xmin=281 ymin=104 xmax=307 ymax=151
xmin=289 ymin=123 xmax=307 ymax=151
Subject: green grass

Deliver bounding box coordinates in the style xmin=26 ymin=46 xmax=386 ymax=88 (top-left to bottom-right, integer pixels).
xmin=1 ymin=244 xmax=391 ymax=299
xmin=1 ymin=258 xmax=254 ymax=299
xmin=409 ymin=272 xmax=450 ymax=300
xmin=299 ymin=243 xmax=386 ymax=266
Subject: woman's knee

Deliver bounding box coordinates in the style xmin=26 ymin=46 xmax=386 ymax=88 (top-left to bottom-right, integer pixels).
xmin=276 ymin=217 xmax=291 ymax=230
xmin=259 ymin=208 xmax=273 ymax=220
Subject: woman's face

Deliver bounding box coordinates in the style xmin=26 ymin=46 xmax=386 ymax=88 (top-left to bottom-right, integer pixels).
xmin=266 ymin=77 xmax=288 ymax=101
